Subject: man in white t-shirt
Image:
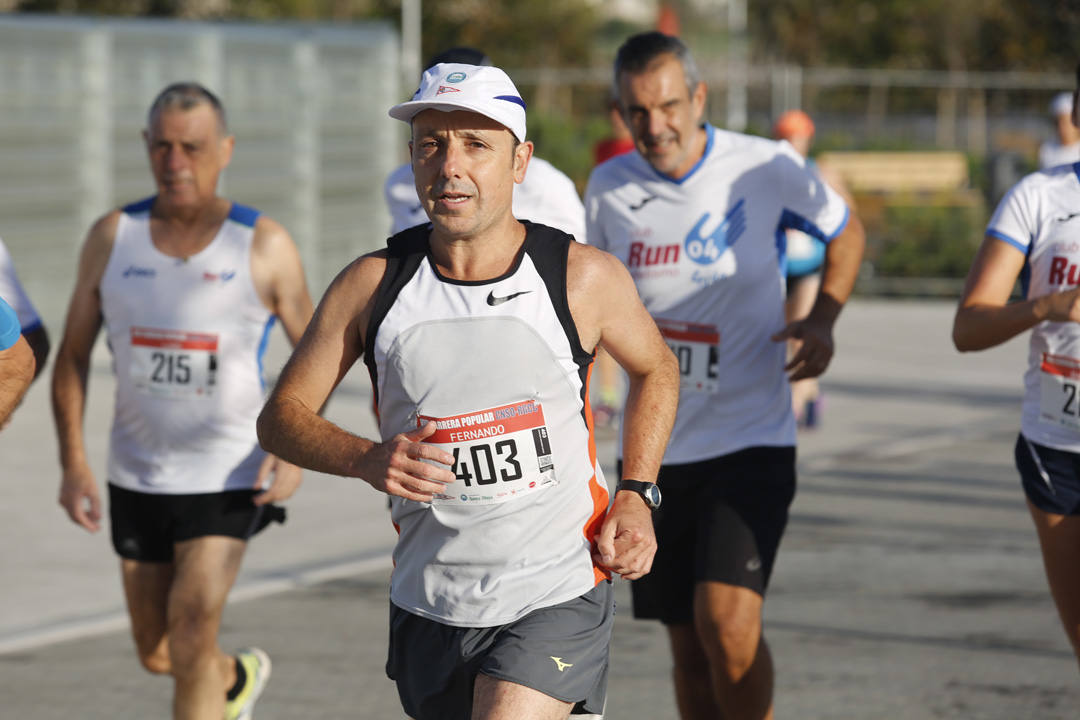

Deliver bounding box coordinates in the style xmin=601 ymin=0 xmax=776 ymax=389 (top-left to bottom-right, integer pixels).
xmin=0 ymin=237 xmax=50 ymax=378
xmin=383 ymin=47 xmax=585 ymax=241
xmin=1039 ymin=91 xmax=1080 ymax=170
xmin=585 ymin=32 xmax=865 ymax=719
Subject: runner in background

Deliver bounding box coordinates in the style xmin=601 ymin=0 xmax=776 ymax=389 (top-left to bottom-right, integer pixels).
xmin=52 ymin=82 xmax=314 ymax=720
xmin=0 ymin=236 xmax=50 ymax=379
xmin=587 ymin=32 xmax=865 ymax=719
xmin=591 ymin=99 xmax=636 ymax=429
xmin=772 ymin=110 xmax=856 ymax=427
xmin=0 ymin=295 xmax=34 ymax=427
xmin=954 ymin=62 xmax=1080 ymax=673
xmin=1038 ymin=91 xmax=1080 ymax=170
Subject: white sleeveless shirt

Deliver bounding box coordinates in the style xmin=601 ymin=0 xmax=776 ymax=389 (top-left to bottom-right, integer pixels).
xmin=365 ymin=223 xmax=608 ymax=627
xmin=101 ymin=197 xmax=275 ymax=494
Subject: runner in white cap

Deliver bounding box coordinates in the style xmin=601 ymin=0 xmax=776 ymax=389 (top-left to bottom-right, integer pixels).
xmin=259 ymin=61 xmax=679 ymax=720
xmin=954 ymin=62 xmax=1080 ymax=673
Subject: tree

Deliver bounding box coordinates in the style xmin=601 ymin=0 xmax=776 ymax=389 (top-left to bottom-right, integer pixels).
xmin=750 ymin=0 xmax=1080 ymax=72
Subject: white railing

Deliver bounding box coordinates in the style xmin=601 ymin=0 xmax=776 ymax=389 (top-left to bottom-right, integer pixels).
xmin=0 ymin=16 xmax=402 ymax=331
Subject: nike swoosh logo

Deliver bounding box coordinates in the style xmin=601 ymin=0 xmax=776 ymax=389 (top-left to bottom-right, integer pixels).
xmin=629 ymin=195 xmax=657 ymax=211
xmin=486 ymin=290 xmax=532 ymax=306
xmin=1056 ymin=212 xmax=1080 ymax=223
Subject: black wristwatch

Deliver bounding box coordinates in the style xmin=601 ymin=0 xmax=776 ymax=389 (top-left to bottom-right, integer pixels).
xmin=616 ymin=479 xmax=662 ymax=510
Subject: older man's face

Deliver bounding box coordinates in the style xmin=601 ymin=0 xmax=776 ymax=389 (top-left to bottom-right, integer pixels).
xmin=410 ymin=109 xmax=530 ymax=240
xmin=619 ymin=54 xmax=706 ymax=180
xmin=144 ymin=103 xmax=233 ymax=210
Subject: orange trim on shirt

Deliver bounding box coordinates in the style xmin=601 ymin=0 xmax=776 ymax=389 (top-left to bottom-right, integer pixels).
xmin=581 ymin=360 xmax=612 ymax=584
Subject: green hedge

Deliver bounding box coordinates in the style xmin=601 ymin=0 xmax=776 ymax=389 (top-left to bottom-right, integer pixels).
xmin=871 ymin=203 xmax=987 ymax=279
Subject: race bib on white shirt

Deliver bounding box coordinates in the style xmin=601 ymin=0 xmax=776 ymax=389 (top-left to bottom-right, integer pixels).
xmin=1039 ymin=353 xmax=1080 ymax=432
xmin=129 ymin=327 xmax=219 ymax=398
xmin=418 ymin=399 xmax=558 ymax=506
xmin=656 ymin=319 xmax=721 ymax=393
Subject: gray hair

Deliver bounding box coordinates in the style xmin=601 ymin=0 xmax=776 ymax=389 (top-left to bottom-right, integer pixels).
xmin=612 ymin=32 xmax=702 ymax=105
xmin=147 ymin=82 xmax=227 ymax=134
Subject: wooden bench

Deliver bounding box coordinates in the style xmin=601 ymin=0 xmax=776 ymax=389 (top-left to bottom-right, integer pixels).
xmin=816 ymin=151 xmax=972 ymax=195
xmin=815 ymin=150 xmax=984 ymax=240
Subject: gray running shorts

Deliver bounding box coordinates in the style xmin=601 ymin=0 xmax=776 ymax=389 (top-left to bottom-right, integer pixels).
xmin=386 ymin=580 xmax=614 ymax=720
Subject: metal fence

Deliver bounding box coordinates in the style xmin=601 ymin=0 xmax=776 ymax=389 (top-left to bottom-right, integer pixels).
xmin=0 ymin=16 xmax=401 ymax=332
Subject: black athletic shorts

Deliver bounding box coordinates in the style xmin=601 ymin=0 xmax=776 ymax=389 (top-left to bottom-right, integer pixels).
xmin=387 ymin=580 xmax=614 ymax=720
xmin=108 ymin=483 xmax=286 ymax=563
xmin=1015 ymin=433 xmax=1080 ymax=516
xmin=626 ymin=446 xmax=796 ymax=624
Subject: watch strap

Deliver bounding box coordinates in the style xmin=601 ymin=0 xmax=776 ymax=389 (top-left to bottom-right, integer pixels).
xmin=616 ymin=479 xmax=661 ymax=509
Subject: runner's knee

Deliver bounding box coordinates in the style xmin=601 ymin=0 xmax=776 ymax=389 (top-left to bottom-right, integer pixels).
xmin=694 ymin=605 xmax=761 ymax=674
xmin=166 ymin=603 xmax=220 ymax=664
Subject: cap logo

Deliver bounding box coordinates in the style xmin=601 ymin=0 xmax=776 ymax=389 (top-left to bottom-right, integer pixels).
xmin=446 ymin=71 xmax=467 ymax=83
xmin=436 ymin=86 xmax=461 ymax=95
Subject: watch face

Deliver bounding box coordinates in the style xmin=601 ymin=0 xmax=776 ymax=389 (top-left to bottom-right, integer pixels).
xmin=644 ymin=484 xmax=662 ymax=509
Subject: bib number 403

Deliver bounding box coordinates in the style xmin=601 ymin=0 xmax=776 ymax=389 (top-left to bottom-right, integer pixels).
xmin=452 ymin=440 xmax=522 ymax=486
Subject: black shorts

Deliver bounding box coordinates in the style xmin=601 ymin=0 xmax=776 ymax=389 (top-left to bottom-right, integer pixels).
xmin=108 ymin=484 xmax=285 ymax=563
xmin=1015 ymin=434 xmax=1080 ymax=516
xmin=626 ymin=446 xmax=796 ymax=624
xmin=387 ymin=581 xmax=614 ymax=720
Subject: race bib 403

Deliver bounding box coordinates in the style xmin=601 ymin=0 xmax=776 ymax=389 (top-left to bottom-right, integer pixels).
xmin=129 ymin=327 xmax=219 ymax=398
xmin=656 ymin=318 xmax=720 ymax=393
xmin=418 ymin=399 xmax=558 ymax=506
xmin=1039 ymin=352 xmax=1080 ymax=432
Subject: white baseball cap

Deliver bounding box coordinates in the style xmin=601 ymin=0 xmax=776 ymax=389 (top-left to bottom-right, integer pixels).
xmin=389 ymin=63 xmax=527 ymax=142
xmin=1050 ymin=91 xmax=1074 ymax=117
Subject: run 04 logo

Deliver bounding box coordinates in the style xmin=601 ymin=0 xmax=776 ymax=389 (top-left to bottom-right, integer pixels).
xmin=626 ymin=199 xmax=747 ymax=288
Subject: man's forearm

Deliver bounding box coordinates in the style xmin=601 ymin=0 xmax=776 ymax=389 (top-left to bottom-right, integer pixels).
xmin=51 ymin=350 xmax=92 ymax=469
xmin=257 ymin=395 xmax=376 ymax=479
xmin=617 ymin=357 xmax=679 ymax=482
xmin=812 ymin=213 xmax=866 ymax=324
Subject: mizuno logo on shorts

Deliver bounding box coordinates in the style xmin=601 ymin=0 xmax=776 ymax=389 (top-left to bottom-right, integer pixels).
xmin=550 ymin=656 xmax=573 ymax=672
xmin=486 ymin=290 xmax=531 ymax=306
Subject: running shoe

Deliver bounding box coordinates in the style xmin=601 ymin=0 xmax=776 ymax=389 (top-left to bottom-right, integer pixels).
xmin=225 ymin=647 xmax=272 ymax=720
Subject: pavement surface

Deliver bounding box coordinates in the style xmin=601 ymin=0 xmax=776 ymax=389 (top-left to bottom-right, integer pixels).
xmin=2 ymin=298 xmax=1079 ymax=719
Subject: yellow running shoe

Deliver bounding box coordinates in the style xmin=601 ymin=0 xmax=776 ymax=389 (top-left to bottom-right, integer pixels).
xmin=224 ymin=647 xmax=272 ymax=720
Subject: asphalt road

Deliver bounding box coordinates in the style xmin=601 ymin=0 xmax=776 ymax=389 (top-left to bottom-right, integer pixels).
xmin=2 ymin=298 xmax=1078 ymax=719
